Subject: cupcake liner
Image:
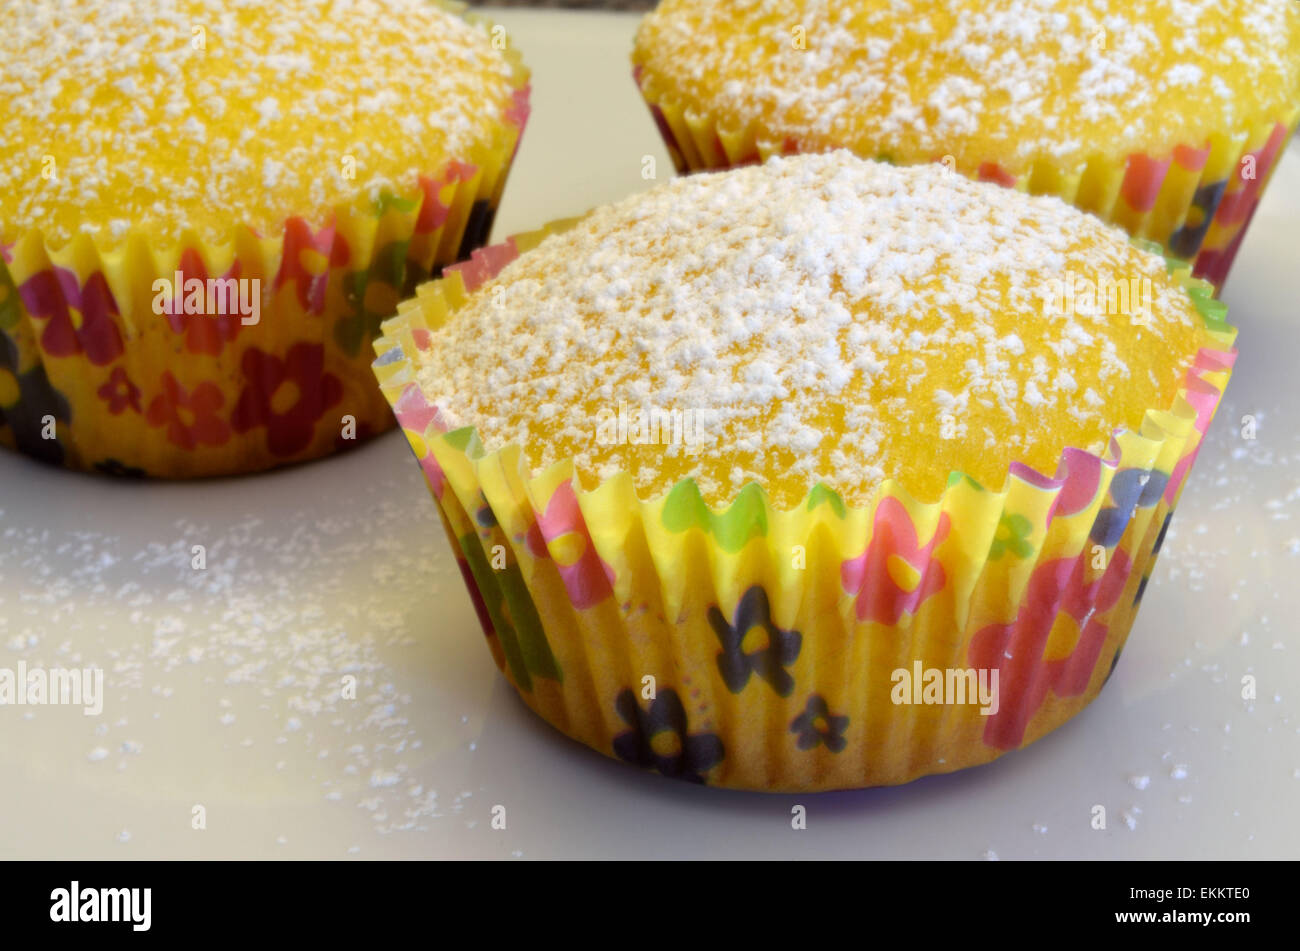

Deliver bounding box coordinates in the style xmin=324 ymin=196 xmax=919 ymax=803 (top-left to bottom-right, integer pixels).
xmin=0 ymin=4 xmax=530 ymax=477
xmin=373 ymin=222 xmax=1236 ymax=791
xmin=633 ymin=66 xmax=1298 ymax=291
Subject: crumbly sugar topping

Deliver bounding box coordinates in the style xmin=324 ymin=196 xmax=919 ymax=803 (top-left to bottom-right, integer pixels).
xmin=415 ymin=152 xmax=1210 ymax=507
xmin=634 ymin=0 xmax=1300 ymax=175
xmin=0 ymin=0 xmax=518 ymax=246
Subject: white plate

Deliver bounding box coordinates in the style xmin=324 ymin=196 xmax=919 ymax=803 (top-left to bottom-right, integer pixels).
xmin=2 ymin=10 xmax=1298 ymax=859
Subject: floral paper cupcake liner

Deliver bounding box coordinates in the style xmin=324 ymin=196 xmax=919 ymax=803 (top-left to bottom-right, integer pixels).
xmin=634 ymin=66 xmax=1297 ymax=291
xmin=373 ymin=222 xmax=1236 ymax=792
xmin=0 ymin=7 xmax=530 ymax=478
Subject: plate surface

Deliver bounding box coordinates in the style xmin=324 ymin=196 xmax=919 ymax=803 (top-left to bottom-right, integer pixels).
xmin=1 ymin=10 xmax=1298 ymax=859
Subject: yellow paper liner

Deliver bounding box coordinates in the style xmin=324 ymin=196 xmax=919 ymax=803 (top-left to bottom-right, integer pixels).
xmin=373 ymin=217 xmax=1237 ymax=792
xmin=0 ymin=1 xmax=529 ymax=477
xmin=634 ymin=66 xmax=1299 ymax=291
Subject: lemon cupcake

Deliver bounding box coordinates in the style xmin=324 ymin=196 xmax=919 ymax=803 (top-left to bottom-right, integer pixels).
xmin=633 ymin=0 xmax=1300 ymax=288
xmin=374 ymin=151 xmax=1235 ymax=791
xmin=0 ymin=0 xmax=529 ymax=476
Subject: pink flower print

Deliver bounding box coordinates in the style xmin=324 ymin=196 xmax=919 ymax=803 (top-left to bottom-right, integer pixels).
xmin=841 ymin=498 xmax=950 ymax=625
xmin=968 ymin=548 xmax=1132 ymax=750
xmin=19 ymin=267 xmax=123 ymax=366
xmin=535 ymin=481 xmax=614 ymax=609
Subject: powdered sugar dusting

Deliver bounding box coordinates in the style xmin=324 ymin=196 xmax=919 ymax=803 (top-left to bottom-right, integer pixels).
xmin=416 ymin=152 xmax=1206 ymax=506
xmin=635 ymin=0 xmax=1300 ymax=175
xmin=0 ymin=472 xmax=483 ymax=846
xmin=0 ymin=0 xmax=517 ymax=246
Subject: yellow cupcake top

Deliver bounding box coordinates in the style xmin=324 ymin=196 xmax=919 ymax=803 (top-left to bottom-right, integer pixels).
xmin=413 ymin=152 xmax=1212 ymax=508
xmin=634 ymin=0 xmax=1300 ymax=176
xmin=0 ymin=0 xmax=522 ymax=248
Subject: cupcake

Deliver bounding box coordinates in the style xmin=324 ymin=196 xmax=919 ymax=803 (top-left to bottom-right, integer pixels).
xmin=633 ymin=0 xmax=1300 ymax=288
xmin=0 ymin=0 xmax=529 ymax=476
xmin=374 ymin=151 xmax=1235 ymax=791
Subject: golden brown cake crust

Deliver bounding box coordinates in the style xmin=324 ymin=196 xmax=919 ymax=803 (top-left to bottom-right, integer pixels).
xmin=415 ymin=153 xmax=1211 ymax=506
xmin=634 ymin=0 xmax=1300 ymax=175
xmin=0 ymin=0 xmax=520 ymax=246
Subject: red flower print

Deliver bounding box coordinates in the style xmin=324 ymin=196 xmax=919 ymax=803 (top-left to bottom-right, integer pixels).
xmin=275 ymin=219 xmax=348 ymax=315
xmin=97 ymin=366 xmax=141 ymax=415
xmin=145 ymin=372 xmax=230 ymax=450
xmin=841 ymin=498 xmax=950 ymax=625
xmin=968 ymin=548 xmax=1132 ymax=751
xmin=18 ymin=266 xmax=124 ymax=366
xmin=456 ymin=554 xmax=497 ymax=640
xmin=232 ymin=343 xmax=343 ymax=457
xmin=413 ymin=161 xmax=482 ymax=235
xmin=977 ymin=162 xmax=1018 ymax=189
xmin=1212 ymin=122 xmax=1288 ymax=230
xmin=162 ymin=249 xmax=245 ymax=356
xmin=1119 ymin=154 xmax=1173 ymax=214
xmin=1194 ymin=122 xmax=1289 ymax=285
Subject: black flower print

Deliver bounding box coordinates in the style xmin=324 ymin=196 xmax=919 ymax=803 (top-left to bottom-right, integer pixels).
xmin=93 ymin=458 xmax=146 ymax=478
xmin=708 ymin=585 xmax=802 ymax=697
xmin=1168 ymin=179 xmax=1227 ymax=259
xmin=1103 ymin=647 xmax=1124 ymax=687
xmin=612 ymin=688 xmax=724 ymax=784
xmin=790 ymin=694 xmax=849 ymax=753
xmin=1090 ymin=468 xmax=1169 ymax=547
xmin=457 ymin=200 xmax=498 ymax=261
xmin=474 ymin=500 xmax=497 ymax=528
xmin=1133 ymin=511 xmax=1174 ymax=607
xmin=0 ymin=331 xmax=71 ymax=465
